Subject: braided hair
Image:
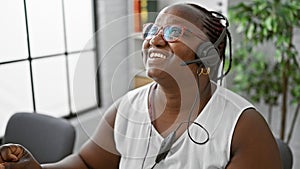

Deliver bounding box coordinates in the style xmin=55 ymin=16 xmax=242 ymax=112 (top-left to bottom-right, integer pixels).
xmin=187 ymin=3 xmax=232 ymax=79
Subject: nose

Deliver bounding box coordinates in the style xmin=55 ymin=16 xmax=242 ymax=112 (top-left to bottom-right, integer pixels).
xmin=149 ymin=29 xmax=167 ymax=47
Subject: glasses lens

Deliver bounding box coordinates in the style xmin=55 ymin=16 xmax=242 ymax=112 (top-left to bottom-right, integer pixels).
xmin=164 ymin=25 xmax=183 ymax=42
xmin=143 ymin=23 xmax=158 ymax=40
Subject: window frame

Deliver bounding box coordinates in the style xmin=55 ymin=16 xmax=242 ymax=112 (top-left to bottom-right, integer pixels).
xmin=0 ymin=0 xmax=101 ymax=125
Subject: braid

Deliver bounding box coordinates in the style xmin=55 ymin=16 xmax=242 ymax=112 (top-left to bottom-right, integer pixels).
xmin=187 ymin=4 xmax=227 ymax=61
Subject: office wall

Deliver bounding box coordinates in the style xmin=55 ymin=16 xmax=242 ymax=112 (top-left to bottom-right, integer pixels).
xmin=70 ymin=0 xmax=131 ymax=151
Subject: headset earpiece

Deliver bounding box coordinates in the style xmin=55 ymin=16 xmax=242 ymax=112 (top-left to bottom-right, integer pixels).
xmin=196 ymin=41 xmax=220 ymax=67
xmin=192 ymin=10 xmax=228 ymax=67
xmin=181 ymin=8 xmax=232 ymax=84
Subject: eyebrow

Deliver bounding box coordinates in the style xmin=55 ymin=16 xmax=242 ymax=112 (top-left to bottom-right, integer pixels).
xmin=162 ymin=17 xmax=208 ymax=40
xmin=185 ymin=27 xmax=207 ymax=41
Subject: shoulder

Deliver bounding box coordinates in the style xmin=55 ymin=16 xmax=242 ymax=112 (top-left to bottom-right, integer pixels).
xmin=118 ymin=83 xmax=153 ymax=108
xmin=226 ymin=108 xmax=282 ymax=169
xmin=104 ymin=83 xmax=154 ymax=127
xmin=232 ymin=108 xmax=273 ymax=148
xmin=217 ymin=85 xmax=254 ymax=107
xmin=127 ymin=82 xmax=154 ymax=97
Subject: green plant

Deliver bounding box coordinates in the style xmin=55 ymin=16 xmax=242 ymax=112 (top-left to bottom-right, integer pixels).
xmin=229 ymin=0 xmax=300 ymax=143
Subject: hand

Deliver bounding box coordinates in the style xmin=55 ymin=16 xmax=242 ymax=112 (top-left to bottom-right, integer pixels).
xmin=0 ymin=144 xmax=41 ymax=169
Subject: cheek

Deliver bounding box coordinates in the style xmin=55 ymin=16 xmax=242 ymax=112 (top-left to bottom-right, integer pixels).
xmin=179 ymin=38 xmax=201 ymax=58
xmin=142 ymin=39 xmax=149 ymax=49
xmin=142 ymin=40 xmax=150 ymax=64
xmin=170 ymin=43 xmax=197 ymax=61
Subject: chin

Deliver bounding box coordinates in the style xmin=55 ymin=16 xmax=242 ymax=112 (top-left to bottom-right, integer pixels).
xmin=146 ymin=68 xmax=166 ymax=80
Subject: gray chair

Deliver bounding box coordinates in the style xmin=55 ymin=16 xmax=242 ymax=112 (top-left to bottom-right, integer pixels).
xmin=276 ymin=138 xmax=293 ymax=169
xmin=2 ymin=112 xmax=76 ymax=163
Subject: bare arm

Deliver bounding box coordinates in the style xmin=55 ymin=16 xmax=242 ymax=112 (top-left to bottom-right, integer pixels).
xmin=75 ymin=99 xmax=121 ymax=169
xmin=226 ymin=108 xmax=282 ymax=169
xmin=0 ymin=99 xmax=121 ymax=169
xmin=41 ymin=154 xmax=88 ymax=169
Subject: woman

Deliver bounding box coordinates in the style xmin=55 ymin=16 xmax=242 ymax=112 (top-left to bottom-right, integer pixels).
xmin=0 ymin=3 xmax=282 ymax=169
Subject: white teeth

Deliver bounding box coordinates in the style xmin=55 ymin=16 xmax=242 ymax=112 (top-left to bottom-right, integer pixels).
xmin=149 ymin=53 xmax=167 ymax=59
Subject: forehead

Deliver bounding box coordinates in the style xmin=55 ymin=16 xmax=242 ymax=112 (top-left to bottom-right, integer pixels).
xmin=155 ymin=4 xmax=206 ymax=35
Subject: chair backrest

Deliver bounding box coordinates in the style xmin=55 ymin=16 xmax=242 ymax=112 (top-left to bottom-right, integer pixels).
xmin=3 ymin=112 xmax=76 ymax=163
xmin=276 ymin=138 xmax=293 ymax=169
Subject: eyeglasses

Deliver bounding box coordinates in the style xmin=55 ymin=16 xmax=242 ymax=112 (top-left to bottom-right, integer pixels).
xmin=142 ymin=23 xmax=206 ymax=42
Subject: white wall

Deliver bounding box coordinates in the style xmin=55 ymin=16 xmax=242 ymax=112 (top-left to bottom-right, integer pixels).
xmin=71 ymin=0 xmax=131 ymax=151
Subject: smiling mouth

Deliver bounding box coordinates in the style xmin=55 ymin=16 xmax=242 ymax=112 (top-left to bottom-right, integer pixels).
xmin=149 ymin=52 xmax=167 ymax=59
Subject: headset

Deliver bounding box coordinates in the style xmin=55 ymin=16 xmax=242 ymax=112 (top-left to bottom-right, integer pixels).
xmin=182 ymin=11 xmax=232 ymax=83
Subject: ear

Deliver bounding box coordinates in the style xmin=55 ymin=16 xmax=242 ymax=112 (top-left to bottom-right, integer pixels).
xmin=196 ymin=41 xmax=220 ymax=67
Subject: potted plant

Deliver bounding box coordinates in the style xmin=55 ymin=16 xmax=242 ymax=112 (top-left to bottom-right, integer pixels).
xmin=228 ymin=0 xmax=300 ymax=143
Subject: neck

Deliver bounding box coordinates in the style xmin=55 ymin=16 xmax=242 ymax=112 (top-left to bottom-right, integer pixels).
xmin=156 ymin=84 xmax=181 ymax=113
xmin=149 ymin=76 xmax=212 ymax=136
xmin=153 ymin=75 xmax=211 ymax=115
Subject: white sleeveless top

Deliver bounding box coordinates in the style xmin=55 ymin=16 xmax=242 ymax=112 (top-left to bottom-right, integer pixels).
xmin=114 ymin=83 xmax=254 ymax=169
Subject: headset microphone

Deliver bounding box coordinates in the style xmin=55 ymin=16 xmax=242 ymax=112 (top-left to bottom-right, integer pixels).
xmin=180 ymin=51 xmax=220 ymax=66
xmin=180 ymin=59 xmax=203 ymax=66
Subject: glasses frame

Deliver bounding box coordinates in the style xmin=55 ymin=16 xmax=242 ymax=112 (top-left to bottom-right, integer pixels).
xmin=143 ymin=22 xmax=206 ymax=43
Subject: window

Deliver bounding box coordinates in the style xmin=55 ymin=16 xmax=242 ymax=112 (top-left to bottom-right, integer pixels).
xmin=0 ymin=0 xmax=100 ymax=137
